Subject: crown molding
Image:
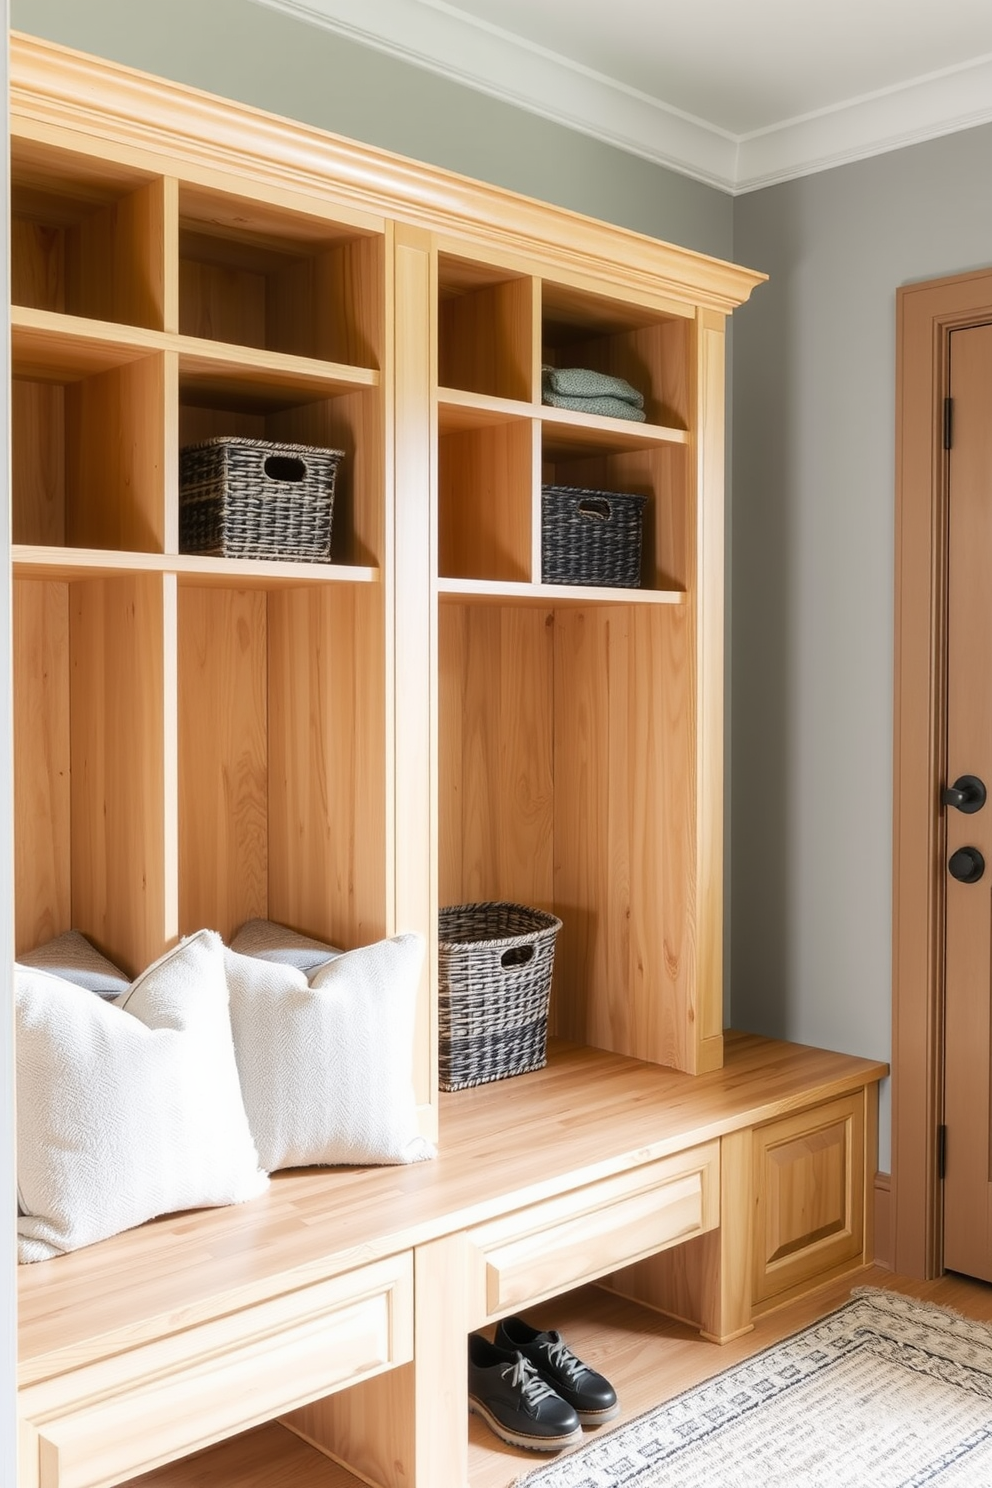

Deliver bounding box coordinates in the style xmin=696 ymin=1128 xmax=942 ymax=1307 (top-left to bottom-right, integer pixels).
xmin=735 ymin=51 xmax=992 ymax=192
xmin=252 ymin=0 xmax=992 ymax=194
xmin=9 ymin=33 xmax=765 ymax=313
xmin=251 ymin=0 xmax=740 ymax=190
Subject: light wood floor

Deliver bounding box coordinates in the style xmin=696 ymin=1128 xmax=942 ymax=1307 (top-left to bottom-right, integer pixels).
xmin=131 ymin=1264 xmax=992 ymax=1488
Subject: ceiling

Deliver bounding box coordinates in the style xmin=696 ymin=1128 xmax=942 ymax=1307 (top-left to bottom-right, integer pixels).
xmin=256 ymin=0 xmax=992 ymax=191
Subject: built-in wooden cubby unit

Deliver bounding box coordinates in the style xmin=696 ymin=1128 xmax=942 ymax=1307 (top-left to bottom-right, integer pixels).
xmin=178 ymin=367 xmax=382 ymax=567
xmin=437 ymin=413 xmax=533 ymax=583
xmin=179 ymin=186 xmax=383 ymax=368
xmin=541 ymin=423 xmax=689 ymax=595
xmin=20 ymin=39 xmax=888 ymax=1488
xmin=437 ymin=254 xmax=533 ymax=400
xmin=177 ymin=580 xmax=386 ymax=950
xmin=11 ymin=139 xmax=168 ymax=330
xmin=13 ymin=573 xmax=170 ymax=975
xmin=12 ymin=331 xmax=166 ymax=553
xmin=542 ymin=279 xmax=690 ymax=432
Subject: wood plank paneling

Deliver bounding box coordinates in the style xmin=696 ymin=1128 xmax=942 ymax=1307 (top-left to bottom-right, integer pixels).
xmin=12 ymin=380 xmax=64 ymax=547
xmin=438 ymin=602 xmax=554 ymax=912
xmin=68 ymin=573 xmax=168 ymax=975
xmin=67 ymin=353 xmax=165 ymax=553
xmin=178 ymin=586 xmax=268 ymax=940
xmin=13 ymin=580 xmax=71 ymax=954
xmin=266 ymin=584 xmax=386 ymax=951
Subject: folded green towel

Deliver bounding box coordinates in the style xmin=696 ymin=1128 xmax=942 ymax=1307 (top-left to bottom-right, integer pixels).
xmin=542 ymin=389 xmax=647 ymax=422
xmin=542 ymin=365 xmax=644 ymax=408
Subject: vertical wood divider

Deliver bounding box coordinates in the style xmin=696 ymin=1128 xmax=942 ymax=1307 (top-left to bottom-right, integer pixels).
xmin=390 ymin=223 xmax=437 ymax=1129
xmin=694 ymin=308 xmax=727 ymax=1074
xmin=162 ymin=571 xmax=179 ymax=949
xmin=161 ymin=177 xmax=179 ymax=335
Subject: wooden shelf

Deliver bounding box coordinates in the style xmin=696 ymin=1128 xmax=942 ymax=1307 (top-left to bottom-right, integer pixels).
xmin=13 ymin=545 xmax=379 ymax=587
xmin=12 ymin=308 xmax=380 ymax=395
xmin=437 ymin=386 xmax=688 ymax=451
xmin=178 ymin=340 xmax=378 ymax=407
xmin=437 ymin=576 xmax=685 ymax=607
xmin=540 ymin=403 xmax=688 ymax=454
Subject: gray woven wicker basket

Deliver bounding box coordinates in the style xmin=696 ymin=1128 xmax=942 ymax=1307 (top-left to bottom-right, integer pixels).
xmin=438 ymin=901 xmax=562 ymax=1091
xmin=541 ymin=484 xmax=646 ymax=588
xmin=179 ymin=437 xmax=343 ymax=562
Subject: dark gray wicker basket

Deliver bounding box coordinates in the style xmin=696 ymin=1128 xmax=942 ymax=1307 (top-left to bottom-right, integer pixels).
xmin=179 ymin=437 xmax=343 ymax=562
xmin=541 ymin=484 xmax=646 ymax=588
xmin=438 ymin=902 xmax=562 ymax=1091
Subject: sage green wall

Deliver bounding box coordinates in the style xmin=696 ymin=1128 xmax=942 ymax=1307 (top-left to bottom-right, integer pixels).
xmin=731 ymin=119 xmax=992 ymax=1171
xmin=11 ymin=0 xmax=732 ymax=260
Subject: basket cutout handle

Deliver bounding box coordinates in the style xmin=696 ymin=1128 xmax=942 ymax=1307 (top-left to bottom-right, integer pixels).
xmin=264 ymin=454 xmax=307 ymax=483
xmin=501 ymin=944 xmax=535 ymax=970
xmin=577 ymin=497 xmax=612 ymax=522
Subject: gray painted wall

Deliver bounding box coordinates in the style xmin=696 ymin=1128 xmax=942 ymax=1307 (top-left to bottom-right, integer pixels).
xmin=10 ymin=0 xmax=732 ymax=261
xmin=732 ymin=120 xmax=992 ymax=1168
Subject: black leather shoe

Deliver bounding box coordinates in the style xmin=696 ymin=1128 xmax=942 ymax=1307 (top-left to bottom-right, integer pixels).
xmin=468 ymin=1333 xmax=583 ymax=1451
xmin=493 ymin=1317 xmax=620 ymax=1425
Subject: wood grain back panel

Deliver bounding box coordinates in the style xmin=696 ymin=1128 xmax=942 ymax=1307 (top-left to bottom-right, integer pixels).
xmin=13 ymin=580 xmax=71 ymax=954
xmin=178 ymin=586 xmax=268 ymax=941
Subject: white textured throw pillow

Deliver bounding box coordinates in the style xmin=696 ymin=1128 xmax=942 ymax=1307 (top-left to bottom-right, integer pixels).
xmin=225 ymin=933 xmax=435 ymax=1171
xmin=229 ymin=917 xmax=342 ymax=975
xmin=16 ymin=929 xmax=268 ymax=1263
xmin=18 ymin=929 xmax=130 ymax=999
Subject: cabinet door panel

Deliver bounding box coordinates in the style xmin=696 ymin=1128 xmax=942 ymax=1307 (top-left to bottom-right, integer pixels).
xmin=752 ymin=1093 xmax=865 ymax=1307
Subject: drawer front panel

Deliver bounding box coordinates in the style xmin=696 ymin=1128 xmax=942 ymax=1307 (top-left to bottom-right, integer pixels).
xmin=468 ymin=1142 xmax=719 ymax=1323
xmin=752 ymin=1093 xmax=865 ymax=1307
xmin=21 ymin=1252 xmax=413 ymax=1488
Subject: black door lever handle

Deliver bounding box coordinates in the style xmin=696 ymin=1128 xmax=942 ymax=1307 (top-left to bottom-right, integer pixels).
xmin=942 ymin=775 xmax=987 ymax=814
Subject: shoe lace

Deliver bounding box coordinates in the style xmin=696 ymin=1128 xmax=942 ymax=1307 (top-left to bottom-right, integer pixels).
xmin=542 ymin=1334 xmax=589 ymax=1384
xmin=503 ymin=1354 xmax=558 ymax=1409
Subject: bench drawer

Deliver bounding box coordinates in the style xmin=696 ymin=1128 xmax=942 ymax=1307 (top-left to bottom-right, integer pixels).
xmin=467 ymin=1142 xmax=719 ymax=1324
xmin=19 ymin=1252 xmax=413 ymax=1488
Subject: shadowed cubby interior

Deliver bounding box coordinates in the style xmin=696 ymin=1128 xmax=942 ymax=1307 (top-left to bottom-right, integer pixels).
xmin=179 ymin=186 xmax=383 ymax=368
xmin=177 ymin=580 xmax=387 ymax=951
xmin=12 ymin=339 xmax=166 ymax=553
xmin=542 ymin=280 xmax=690 ymax=431
xmin=437 ymin=413 xmax=535 ymax=582
xmin=438 ymin=254 xmax=534 ymax=400
xmin=438 ymin=595 xmax=696 ymax=1069
xmin=541 ymin=424 xmax=690 ymax=593
xmin=179 ymin=371 xmax=383 ymax=568
xmin=11 ymin=138 xmax=168 ymax=330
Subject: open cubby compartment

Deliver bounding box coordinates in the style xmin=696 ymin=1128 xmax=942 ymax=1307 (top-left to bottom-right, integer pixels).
xmin=177 ymin=578 xmax=388 ymax=950
xmin=11 ymin=136 xmax=168 ymax=330
xmin=12 ymin=335 xmax=167 ymax=553
xmin=179 ymin=184 xmax=384 ymax=367
xmin=438 ymin=594 xmax=698 ymax=1071
xmin=437 ymin=411 xmax=537 ymax=582
xmin=178 ymin=362 xmax=383 ymax=567
xmin=437 ymin=253 xmax=536 ymax=401
xmin=13 ymin=572 xmax=171 ymax=978
xmin=541 ymin=280 xmax=691 ymax=431
xmin=541 ymin=423 xmax=690 ymax=593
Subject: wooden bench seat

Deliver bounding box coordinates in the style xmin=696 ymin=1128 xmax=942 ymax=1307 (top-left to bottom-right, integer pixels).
xmin=17 ymin=1033 xmax=886 ymax=1488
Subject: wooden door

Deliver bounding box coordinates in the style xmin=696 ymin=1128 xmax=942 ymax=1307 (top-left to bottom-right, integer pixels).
xmin=943 ymin=321 xmax=992 ymax=1280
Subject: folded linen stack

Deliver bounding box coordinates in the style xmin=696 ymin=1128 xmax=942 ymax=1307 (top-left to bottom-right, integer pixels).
xmin=541 ymin=365 xmax=646 ymax=422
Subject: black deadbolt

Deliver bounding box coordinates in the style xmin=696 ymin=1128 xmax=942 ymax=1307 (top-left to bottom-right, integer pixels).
xmin=949 ymin=846 xmax=986 ymax=883
xmin=942 ymin=775 xmax=987 ymax=814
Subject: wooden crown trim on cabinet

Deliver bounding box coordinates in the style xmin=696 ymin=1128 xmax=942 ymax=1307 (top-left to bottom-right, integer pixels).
xmin=10 ymin=32 xmax=766 ymax=316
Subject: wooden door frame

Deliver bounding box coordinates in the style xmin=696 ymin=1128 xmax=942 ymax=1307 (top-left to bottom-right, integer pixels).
xmin=893 ymin=266 xmax=992 ymax=1278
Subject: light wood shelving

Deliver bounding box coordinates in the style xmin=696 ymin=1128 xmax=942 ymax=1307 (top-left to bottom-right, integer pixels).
xmin=10 ymin=31 xmax=886 ymax=1488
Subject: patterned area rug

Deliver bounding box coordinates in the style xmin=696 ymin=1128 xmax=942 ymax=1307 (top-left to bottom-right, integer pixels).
xmin=515 ymin=1289 xmax=992 ymax=1487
